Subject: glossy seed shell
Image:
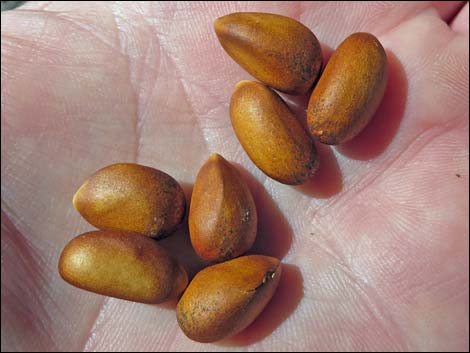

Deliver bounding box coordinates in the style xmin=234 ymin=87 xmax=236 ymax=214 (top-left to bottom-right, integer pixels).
xmin=230 ymin=80 xmax=319 ymax=185
xmin=176 ymin=255 xmax=281 ymax=342
xmin=214 ymin=12 xmax=322 ymax=95
xmin=73 ymin=163 xmax=186 ymax=239
xmin=308 ymin=32 xmax=388 ymax=144
xmin=189 ymin=153 xmax=257 ymax=262
xmin=58 ymin=230 xmax=188 ymax=303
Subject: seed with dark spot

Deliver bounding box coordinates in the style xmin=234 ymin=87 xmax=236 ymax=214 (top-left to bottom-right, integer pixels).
xmin=176 ymin=255 xmax=281 ymax=342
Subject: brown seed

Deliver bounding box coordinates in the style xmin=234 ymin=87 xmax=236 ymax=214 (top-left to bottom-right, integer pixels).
xmin=189 ymin=154 xmax=257 ymax=262
xmin=73 ymin=163 xmax=186 ymax=239
xmin=214 ymin=12 xmax=322 ymax=95
xmin=230 ymin=80 xmax=319 ymax=185
xmin=176 ymin=255 xmax=281 ymax=342
xmin=308 ymin=32 xmax=388 ymax=144
xmin=58 ymin=230 xmax=188 ymax=303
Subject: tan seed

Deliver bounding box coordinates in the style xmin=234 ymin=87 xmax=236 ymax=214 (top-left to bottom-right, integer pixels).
xmin=230 ymin=80 xmax=319 ymax=185
xmin=176 ymin=255 xmax=281 ymax=342
xmin=214 ymin=12 xmax=322 ymax=95
xmin=189 ymin=153 xmax=257 ymax=262
xmin=73 ymin=163 xmax=186 ymax=239
xmin=308 ymin=32 xmax=388 ymax=144
xmin=58 ymin=230 xmax=188 ymax=303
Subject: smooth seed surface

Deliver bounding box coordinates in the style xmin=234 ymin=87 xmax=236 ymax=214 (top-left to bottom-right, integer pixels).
xmin=58 ymin=230 xmax=188 ymax=304
xmin=308 ymin=32 xmax=388 ymax=145
xmin=73 ymin=163 xmax=186 ymax=239
xmin=189 ymin=153 xmax=257 ymax=262
xmin=231 ymin=80 xmax=319 ymax=185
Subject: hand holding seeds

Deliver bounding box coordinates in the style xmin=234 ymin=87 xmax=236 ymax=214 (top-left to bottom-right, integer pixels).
xmin=59 ymin=11 xmax=389 ymax=343
xmin=4 ymin=2 xmax=467 ymax=351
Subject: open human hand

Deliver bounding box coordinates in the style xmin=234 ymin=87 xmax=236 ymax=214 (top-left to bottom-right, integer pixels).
xmin=2 ymin=2 xmax=468 ymax=351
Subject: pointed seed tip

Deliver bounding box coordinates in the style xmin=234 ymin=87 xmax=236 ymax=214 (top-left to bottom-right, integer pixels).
xmin=208 ymin=153 xmax=223 ymax=161
xmin=72 ymin=181 xmax=86 ymax=210
xmin=72 ymin=189 xmax=80 ymax=209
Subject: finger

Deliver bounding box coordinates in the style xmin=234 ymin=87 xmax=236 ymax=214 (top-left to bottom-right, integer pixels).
xmin=383 ymin=10 xmax=468 ymax=127
xmin=431 ymin=1 xmax=467 ymax=22
xmin=451 ymin=2 xmax=469 ymax=35
xmin=301 ymin=2 xmax=466 ymax=47
xmin=308 ymin=6 xmax=468 ymax=219
xmin=339 ymin=7 xmax=468 ymax=160
xmin=300 ymin=8 xmax=469 ymax=351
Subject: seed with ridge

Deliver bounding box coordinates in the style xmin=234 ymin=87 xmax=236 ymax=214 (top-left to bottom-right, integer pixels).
xmin=214 ymin=12 xmax=322 ymax=95
xmin=189 ymin=153 xmax=257 ymax=262
xmin=176 ymin=255 xmax=281 ymax=342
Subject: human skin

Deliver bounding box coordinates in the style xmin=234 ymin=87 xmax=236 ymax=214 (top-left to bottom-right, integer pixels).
xmin=1 ymin=1 xmax=468 ymax=351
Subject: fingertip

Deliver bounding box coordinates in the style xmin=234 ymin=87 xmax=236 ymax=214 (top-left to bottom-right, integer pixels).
xmin=451 ymin=2 xmax=469 ymax=35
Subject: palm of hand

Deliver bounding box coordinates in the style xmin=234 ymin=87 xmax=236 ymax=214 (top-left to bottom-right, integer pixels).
xmin=1 ymin=2 xmax=468 ymax=351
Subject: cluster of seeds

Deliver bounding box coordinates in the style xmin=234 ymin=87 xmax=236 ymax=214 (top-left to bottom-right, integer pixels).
xmin=59 ymin=12 xmax=387 ymax=343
